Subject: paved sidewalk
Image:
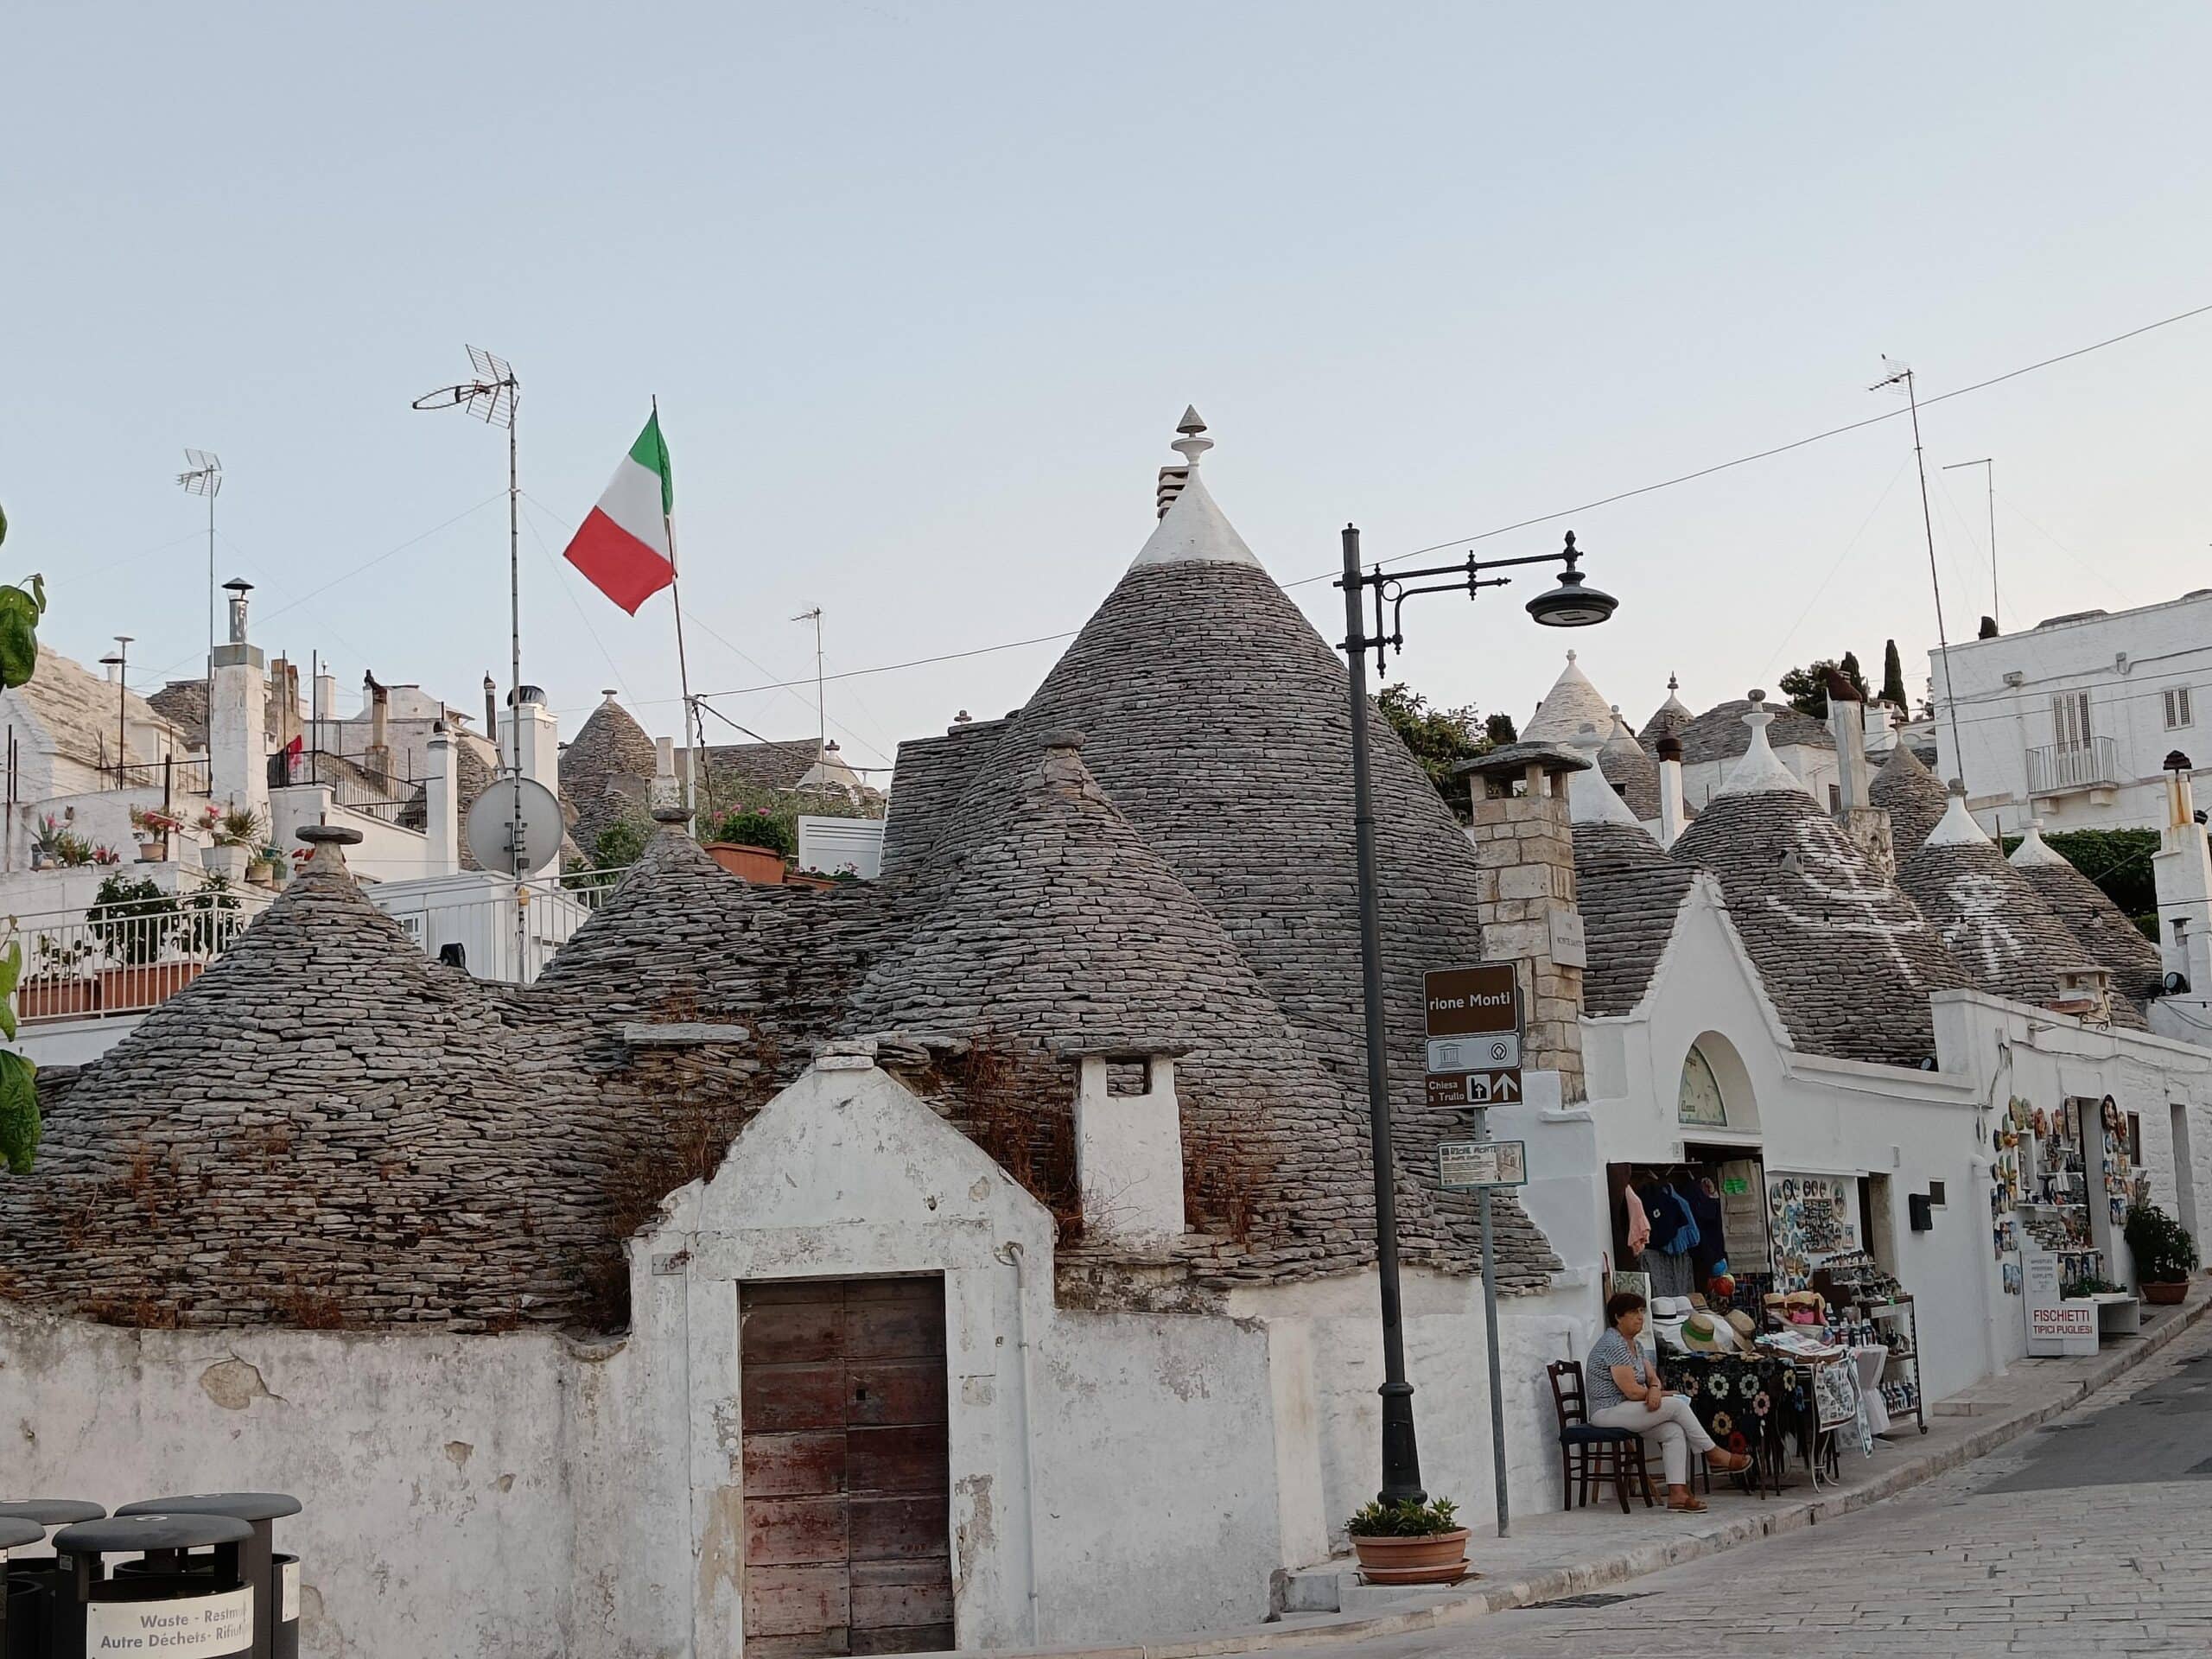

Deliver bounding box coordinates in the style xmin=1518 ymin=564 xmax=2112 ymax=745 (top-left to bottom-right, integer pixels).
xmin=1002 ymin=1283 xmax=2210 ymax=1659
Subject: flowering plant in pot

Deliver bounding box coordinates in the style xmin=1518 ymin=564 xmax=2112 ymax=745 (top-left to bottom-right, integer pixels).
xmin=701 ymin=808 xmax=794 ymax=885
xmin=2125 ymin=1202 xmax=2198 ymax=1304
xmin=1344 ymin=1497 xmax=1469 ymax=1584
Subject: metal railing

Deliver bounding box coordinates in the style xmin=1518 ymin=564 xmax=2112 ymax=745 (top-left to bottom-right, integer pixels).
xmin=367 ymin=863 xmax=631 ymax=985
xmin=8 ymin=887 xmax=267 ymax=1024
xmin=2025 ymin=736 xmax=2121 ymax=797
xmin=107 ymin=756 xmax=214 ymax=797
xmin=275 ymin=747 xmax=417 ymax=823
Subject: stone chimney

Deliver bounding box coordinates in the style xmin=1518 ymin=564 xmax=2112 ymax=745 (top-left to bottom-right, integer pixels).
xmin=483 ymin=673 xmax=499 ymax=739
xmin=2154 ymin=750 xmax=2212 ymax=994
xmin=208 ymin=578 xmax=268 ymax=822
xmin=363 ymin=672 xmax=391 ymax=779
xmin=1827 ymin=675 xmax=1895 ymax=880
xmin=268 ymin=658 xmax=303 ymax=751
xmin=1059 ymin=1041 xmax=1188 ymax=1249
xmin=1655 ymin=734 xmax=1687 ymax=849
xmin=423 ymin=722 xmax=461 ymax=876
xmin=312 ymin=670 xmax=336 ymax=753
xmin=499 ymin=685 xmax=560 ymax=796
xmin=1454 ymin=741 xmax=1586 ymax=1100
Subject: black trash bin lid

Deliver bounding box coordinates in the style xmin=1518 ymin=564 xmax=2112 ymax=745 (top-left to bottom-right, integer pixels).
xmin=117 ymin=1493 xmax=302 ymax=1523
xmin=0 ymin=1519 xmax=43 ymax=1549
xmin=54 ymin=1514 xmax=253 ymax=1554
xmin=0 ymin=1500 xmax=106 ymax=1527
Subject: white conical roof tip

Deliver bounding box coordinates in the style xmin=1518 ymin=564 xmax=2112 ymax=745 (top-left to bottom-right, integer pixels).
xmin=1567 ymin=722 xmax=1647 ymax=830
xmin=1131 ymin=410 xmax=1258 ymax=570
xmin=1924 ymin=779 xmax=1992 ymax=848
xmin=2010 ymin=817 xmax=2070 ymax=868
xmin=1715 ymin=689 xmax=1808 ymax=798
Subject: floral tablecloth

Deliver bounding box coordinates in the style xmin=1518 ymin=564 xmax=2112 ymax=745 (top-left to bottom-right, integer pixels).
xmin=1660 ymin=1351 xmax=1824 ymax=1473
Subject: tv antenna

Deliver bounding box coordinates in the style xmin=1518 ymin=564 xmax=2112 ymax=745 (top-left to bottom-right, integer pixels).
xmin=1871 ymin=358 xmax=1967 ymax=791
xmin=792 ymin=606 xmax=825 ymax=760
xmin=1942 ymin=457 xmax=1997 ymax=628
xmin=414 ymin=346 xmax=529 ymax=970
xmin=176 ymin=450 xmax=222 ymax=653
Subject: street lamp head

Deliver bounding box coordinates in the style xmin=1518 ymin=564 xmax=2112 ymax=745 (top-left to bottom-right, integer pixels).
xmin=1524 ymin=532 xmax=1618 ymax=628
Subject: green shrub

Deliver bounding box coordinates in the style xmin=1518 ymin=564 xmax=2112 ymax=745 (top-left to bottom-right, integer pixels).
xmin=90 ymin=874 xmax=177 ymax=966
xmin=1345 ymin=1496 xmax=1460 ymax=1537
xmin=2124 ymin=1201 xmax=2199 ymax=1284
xmin=708 ymin=809 xmax=795 ymax=859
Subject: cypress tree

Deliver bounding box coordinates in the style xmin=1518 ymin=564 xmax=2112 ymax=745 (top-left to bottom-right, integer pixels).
xmin=1880 ymin=639 xmax=1907 ymax=706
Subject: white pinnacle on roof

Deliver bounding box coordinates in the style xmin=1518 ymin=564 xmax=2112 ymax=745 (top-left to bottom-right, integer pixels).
xmin=1715 ymin=691 xmax=1809 ymax=797
xmin=1567 ymin=723 xmax=1646 ymax=829
xmin=2009 ymin=817 xmax=2071 ymax=867
xmin=1129 ymin=407 xmax=1261 ymax=569
xmin=1657 ymin=673 xmax=1691 ymax=718
xmin=1924 ymin=780 xmax=1991 ymax=848
xmin=1524 ymin=650 xmax=1616 ymax=742
xmin=1602 ymin=705 xmax=1643 ymax=756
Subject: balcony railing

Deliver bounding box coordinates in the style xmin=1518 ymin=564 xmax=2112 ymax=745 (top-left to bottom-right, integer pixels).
xmin=8 ymin=887 xmax=267 ymax=1023
xmin=2025 ymin=736 xmax=2121 ymax=797
xmin=366 ymin=864 xmax=631 ymax=985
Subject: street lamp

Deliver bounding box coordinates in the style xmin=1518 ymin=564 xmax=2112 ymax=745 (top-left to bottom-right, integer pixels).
xmin=1336 ymin=525 xmax=1616 ymax=1510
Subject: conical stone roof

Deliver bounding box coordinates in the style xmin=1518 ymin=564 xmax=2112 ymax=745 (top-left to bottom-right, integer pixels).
xmin=854 ymin=736 xmax=1461 ymax=1284
xmin=0 ymin=842 xmax=606 ymax=1329
xmin=2010 ymin=823 xmax=2165 ymax=1007
xmin=900 ymin=427 xmax=1557 ymax=1287
xmin=1574 ymin=820 xmax=1696 ymax=1018
xmin=1897 ymin=795 xmax=2138 ymax=1023
xmin=1870 ymin=740 xmax=1948 ymax=860
xmin=1599 ymin=709 xmax=1661 ymax=819
xmin=1671 ymin=727 xmax=1972 ymax=1065
xmin=562 ymin=693 xmax=658 ymax=852
xmin=1637 ymin=676 xmax=1694 ymax=745
xmin=1523 ymin=652 xmax=1615 ymax=744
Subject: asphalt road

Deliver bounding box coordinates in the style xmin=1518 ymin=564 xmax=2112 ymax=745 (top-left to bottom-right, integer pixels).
xmin=1336 ymin=1316 xmax=2212 ymax=1656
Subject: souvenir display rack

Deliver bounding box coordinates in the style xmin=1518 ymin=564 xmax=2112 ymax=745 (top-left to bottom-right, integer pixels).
xmin=1812 ymin=1251 xmax=1927 ymax=1435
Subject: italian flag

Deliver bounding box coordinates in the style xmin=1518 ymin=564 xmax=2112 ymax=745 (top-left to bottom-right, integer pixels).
xmin=563 ymin=411 xmax=677 ymax=613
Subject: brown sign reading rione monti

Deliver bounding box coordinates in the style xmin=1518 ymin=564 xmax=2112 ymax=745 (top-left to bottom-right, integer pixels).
xmin=1422 ymin=963 xmax=1520 ymax=1038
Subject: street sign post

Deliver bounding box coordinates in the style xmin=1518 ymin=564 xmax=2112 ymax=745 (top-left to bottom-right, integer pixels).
xmin=1423 ymin=964 xmax=1527 ymax=1542
xmin=1423 ymin=965 xmax=1521 ymax=1109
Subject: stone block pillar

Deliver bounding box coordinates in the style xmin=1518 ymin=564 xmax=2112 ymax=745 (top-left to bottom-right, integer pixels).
xmin=1465 ymin=768 xmax=1585 ymax=1102
xmin=208 ymin=579 xmax=267 ymax=822
xmin=1066 ymin=1045 xmax=1187 ymax=1249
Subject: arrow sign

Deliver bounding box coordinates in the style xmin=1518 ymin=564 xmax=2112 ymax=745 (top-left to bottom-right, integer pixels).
xmin=1490 ymin=1071 xmax=1520 ymax=1101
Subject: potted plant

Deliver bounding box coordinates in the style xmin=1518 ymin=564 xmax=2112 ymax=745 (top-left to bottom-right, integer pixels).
xmin=32 ymin=813 xmax=93 ymax=869
xmin=129 ymin=803 xmax=184 ymax=862
xmin=88 ymin=874 xmax=195 ymax=1011
xmin=201 ymin=804 xmax=264 ymax=883
xmin=2125 ymin=1202 xmax=2198 ymax=1305
xmin=1344 ymin=1497 xmax=1470 ymax=1585
xmin=701 ymin=808 xmax=792 ymax=885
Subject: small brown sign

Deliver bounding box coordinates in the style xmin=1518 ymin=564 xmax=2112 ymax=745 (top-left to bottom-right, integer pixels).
xmin=1423 ymin=964 xmax=1520 ymax=1039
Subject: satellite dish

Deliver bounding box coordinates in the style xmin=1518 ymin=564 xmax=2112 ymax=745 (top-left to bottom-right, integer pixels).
xmin=465 ymin=775 xmax=564 ymax=875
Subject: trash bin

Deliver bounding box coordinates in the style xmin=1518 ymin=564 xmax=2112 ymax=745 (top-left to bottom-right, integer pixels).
xmin=49 ymin=1513 xmax=253 ymax=1659
xmin=0 ymin=1502 xmax=105 ymax=1659
xmin=114 ymin=1496 xmax=302 ymax=1659
xmin=0 ymin=1519 xmax=44 ymax=1659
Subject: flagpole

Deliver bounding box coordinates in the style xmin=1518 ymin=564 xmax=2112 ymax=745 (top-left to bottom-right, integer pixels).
xmin=656 ymin=397 xmax=707 ymax=826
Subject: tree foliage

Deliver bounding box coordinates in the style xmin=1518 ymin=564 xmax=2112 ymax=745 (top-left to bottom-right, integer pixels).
xmin=0 ymin=505 xmax=39 ymax=1173
xmin=1998 ymin=826 xmax=2164 ymax=932
xmin=1880 ymin=639 xmax=1907 ymax=707
xmin=1778 ymin=654 xmax=1868 ymax=719
xmin=1376 ymin=683 xmax=1492 ymax=806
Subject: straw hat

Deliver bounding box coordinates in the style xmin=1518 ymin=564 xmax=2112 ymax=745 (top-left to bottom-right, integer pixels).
xmin=1681 ymin=1313 xmax=1726 ymax=1353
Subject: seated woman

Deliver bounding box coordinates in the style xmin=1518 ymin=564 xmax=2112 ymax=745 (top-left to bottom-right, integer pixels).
xmin=1585 ymin=1289 xmax=1751 ymax=1512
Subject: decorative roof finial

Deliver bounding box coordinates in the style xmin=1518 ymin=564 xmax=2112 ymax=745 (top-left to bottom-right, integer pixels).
xmin=1565 ymin=648 xmax=1577 ymax=664
xmin=1668 ymin=671 xmax=1679 ymax=692
xmin=1170 ymin=405 xmax=1212 ymax=467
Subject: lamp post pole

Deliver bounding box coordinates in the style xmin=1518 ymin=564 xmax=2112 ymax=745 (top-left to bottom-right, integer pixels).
xmin=1338 ymin=522 xmax=1423 ymax=1504
xmin=1336 ymin=525 xmax=1616 ymax=1511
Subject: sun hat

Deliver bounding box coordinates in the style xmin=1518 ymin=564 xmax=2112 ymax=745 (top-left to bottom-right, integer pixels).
xmin=1727 ymin=1309 xmax=1758 ymax=1344
xmin=1649 ymin=1296 xmax=1692 ymax=1320
xmin=1681 ymin=1313 xmax=1725 ymax=1353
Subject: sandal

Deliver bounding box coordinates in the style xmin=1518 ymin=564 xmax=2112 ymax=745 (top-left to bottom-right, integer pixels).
xmin=1668 ymin=1496 xmax=1708 ymax=1513
xmin=1706 ymin=1450 xmax=1752 ymax=1473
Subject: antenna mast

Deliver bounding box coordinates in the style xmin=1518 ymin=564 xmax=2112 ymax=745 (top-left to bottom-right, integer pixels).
xmin=414 ymin=346 xmax=527 ymax=975
xmin=793 ymin=606 xmax=826 ymax=760
xmin=1873 ymin=359 xmax=1967 ymax=792
xmin=177 ymin=451 xmax=222 ymax=654
xmin=1943 ymin=456 xmax=1998 ymax=627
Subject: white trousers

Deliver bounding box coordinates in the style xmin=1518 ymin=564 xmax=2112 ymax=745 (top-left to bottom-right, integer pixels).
xmin=1588 ymin=1395 xmax=1716 ymax=1486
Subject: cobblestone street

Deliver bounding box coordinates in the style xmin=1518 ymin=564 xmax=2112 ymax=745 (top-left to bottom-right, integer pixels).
xmin=1336 ymin=1314 xmax=2212 ymax=1656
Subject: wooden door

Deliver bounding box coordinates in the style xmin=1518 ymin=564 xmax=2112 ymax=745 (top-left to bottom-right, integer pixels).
xmin=741 ymin=1278 xmax=954 ymax=1657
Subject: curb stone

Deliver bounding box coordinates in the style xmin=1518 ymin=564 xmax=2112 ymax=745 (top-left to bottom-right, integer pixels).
xmin=987 ymin=1287 xmax=2212 ymax=1659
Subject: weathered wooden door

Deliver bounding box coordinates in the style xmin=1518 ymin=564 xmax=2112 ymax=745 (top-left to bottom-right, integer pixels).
xmin=741 ymin=1277 xmax=954 ymax=1656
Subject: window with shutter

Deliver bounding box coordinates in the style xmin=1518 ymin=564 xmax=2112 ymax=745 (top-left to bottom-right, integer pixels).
xmin=2053 ymin=690 xmax=2093 ymax=751
xmin=2166 ymin=687 xmax=2194 ymax=729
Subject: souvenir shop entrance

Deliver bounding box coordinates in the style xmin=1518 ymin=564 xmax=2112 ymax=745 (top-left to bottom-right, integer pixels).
xmin=1606 ymin=1146 xmax=1770 ymax=1306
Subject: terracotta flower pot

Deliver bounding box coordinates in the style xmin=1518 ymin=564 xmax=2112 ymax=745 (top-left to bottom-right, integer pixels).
xmin=2141 ymin=1281 xmax=2189 ymax=1306
xmin=16 ymin=977 xmax=99 ymax=1021
xmin=99 ymin=961 xmax=204 ymax=1014
xmin=702 ymin=842 xmax=785 ymax=885
xmin=1348 ymin=1529 xmax=1471 ymax=1585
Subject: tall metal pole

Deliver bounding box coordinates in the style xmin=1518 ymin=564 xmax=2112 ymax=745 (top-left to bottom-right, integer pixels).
xmin=1898 ymin=371 xmax=1967 ymax=788
xmin=1478 ymin=1181 xmax=1508 ymax=1535
xmin=1339 ymin=521 xmax=1423 ymax=1507
xmin=655 ymin=397 xmax=702 ymax=826
xmin=508 ymin=401 xmax=528 ymax=978
xmin=207 ymin=489 xmax=217 ymax=657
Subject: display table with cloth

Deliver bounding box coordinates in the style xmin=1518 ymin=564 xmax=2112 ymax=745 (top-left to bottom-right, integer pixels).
xmin=1660 ymin=1351 xmax=1825 ymax=1494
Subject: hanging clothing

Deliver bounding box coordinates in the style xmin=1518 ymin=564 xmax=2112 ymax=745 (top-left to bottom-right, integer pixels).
xmin=1643 ymin=1183 xmax=1700 ymax=1257
xmin=1624 ymin=1185 xmax=1651 ymax=1255
xmin=1643 ymin=1248 xmax=1696 ymax=1299
xmin=1687 ymin=1179 xmax=1727 ymax=1284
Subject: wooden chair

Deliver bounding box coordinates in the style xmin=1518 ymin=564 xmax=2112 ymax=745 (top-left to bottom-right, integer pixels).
xmin=1546 ymin=1359 xmax=1656 ymax=1512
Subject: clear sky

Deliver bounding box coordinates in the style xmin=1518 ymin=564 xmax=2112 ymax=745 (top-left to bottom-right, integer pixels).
xmin=6 ymin=3 xmax=2209 ymax=780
